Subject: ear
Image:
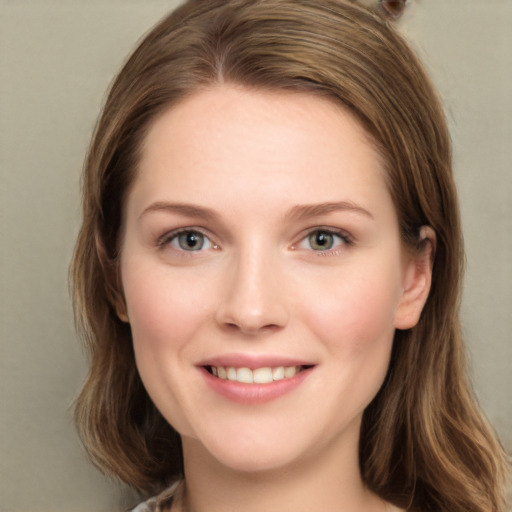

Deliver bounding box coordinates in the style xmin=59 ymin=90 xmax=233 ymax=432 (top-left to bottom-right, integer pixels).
xmin=95 ymin=231 xmax=130 ymax=323
xmin=393 ymin=226 xmax=436 ymax=330
xmin=113 ymin=284 xmax=130 ymax=323
xmin=109 ymin=264 xmax=129 ymax=323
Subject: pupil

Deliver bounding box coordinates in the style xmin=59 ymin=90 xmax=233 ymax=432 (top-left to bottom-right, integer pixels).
xmin=310 ymin=231 xmax=333 ymax=250
xmin=179 ymin=231 xmax=203 ymax=250
xmin=187 ymin=233 xmax=197 ymax=247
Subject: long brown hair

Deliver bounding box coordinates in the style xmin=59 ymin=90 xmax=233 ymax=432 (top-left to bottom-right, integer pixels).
xmin=71 ymin=0 xmax=510 ymax=509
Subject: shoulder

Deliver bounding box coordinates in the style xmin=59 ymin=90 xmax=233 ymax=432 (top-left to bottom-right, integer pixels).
xmin=129 ymin=497 xmax=158 ymax=512
xmin=129 ymin=481 xmax=182 ymax=512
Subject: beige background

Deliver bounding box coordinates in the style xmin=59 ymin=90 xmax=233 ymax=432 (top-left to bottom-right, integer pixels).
xmin=1 ymin=1 xmax=510 ymax=510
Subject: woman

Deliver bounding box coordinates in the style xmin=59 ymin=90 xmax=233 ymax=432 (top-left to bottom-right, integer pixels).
xmin=71 ymin=1 xmax=510 ymax=511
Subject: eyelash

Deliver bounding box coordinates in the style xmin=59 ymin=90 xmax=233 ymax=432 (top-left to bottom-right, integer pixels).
xmin=156 ymin=227 xmax=353 ymax=255
xmin=294 ymin=228 xmax=353 ymax=255
xmin=157 ymin=228 xmax=217 ymax=253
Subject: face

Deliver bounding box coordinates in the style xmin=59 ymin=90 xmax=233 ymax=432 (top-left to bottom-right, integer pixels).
xmin=118 ymin=85 xmax=429 ymax=474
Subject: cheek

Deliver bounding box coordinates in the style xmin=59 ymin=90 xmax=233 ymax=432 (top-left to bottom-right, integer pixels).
xmin=122 ymin=263 xmax=213 ymax=356
xmin=121 ymin=264 xmax=215 ymax=434
xmin=299 ymin=264 xmax=401 ymax=357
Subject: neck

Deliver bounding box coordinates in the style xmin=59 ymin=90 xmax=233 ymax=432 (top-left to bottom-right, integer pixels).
xmin=177 ymin=425 xmax=388 ymax=512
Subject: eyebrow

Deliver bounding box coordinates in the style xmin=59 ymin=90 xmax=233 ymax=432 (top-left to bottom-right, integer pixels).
xmin=139 ymin=202 xmax=219 ymax=222
xmin=287 ymin=201 xmax=374 ymax=221
xmin=139 ymin=200 xmax=373 ymax=223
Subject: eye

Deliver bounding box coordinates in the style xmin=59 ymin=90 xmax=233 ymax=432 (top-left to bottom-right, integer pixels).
xmin=297 ymin=229 xmax=351 ymax=252
xmin=164 ymin=230 xmax=214 ymax=252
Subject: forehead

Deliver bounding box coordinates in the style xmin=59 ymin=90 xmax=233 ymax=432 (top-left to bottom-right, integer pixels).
xmin=143 ymin=85 xmax=379 ymax=159
xmin=129 ymin=84 xmax=390 ymax=218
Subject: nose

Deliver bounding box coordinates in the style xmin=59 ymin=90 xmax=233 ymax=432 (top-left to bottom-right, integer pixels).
xmin=215 ymin=247 xmax=289 ymax=336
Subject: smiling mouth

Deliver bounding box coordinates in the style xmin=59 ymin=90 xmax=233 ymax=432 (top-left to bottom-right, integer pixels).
xmin=205 ymin=365 xmax=312 ymax=384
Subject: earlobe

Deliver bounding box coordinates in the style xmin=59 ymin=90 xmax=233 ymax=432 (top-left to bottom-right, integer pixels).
xmin=393 ymin=226 xmax=436 ymax=330
xmin=95 ymin=231 xmax=130 ymax=323
xmin=114 ymin=295 xmax=130 ymax=323
xmin=111 ymin=268 xmax=130 ymax=323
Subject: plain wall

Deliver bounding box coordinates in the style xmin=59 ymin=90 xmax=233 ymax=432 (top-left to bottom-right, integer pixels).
xmin=1 ymin=1 xmax=510 ymax=510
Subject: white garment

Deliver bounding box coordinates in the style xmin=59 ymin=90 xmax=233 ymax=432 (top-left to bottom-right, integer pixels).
xmin=129 ymin=481 xmax=181 ymax=512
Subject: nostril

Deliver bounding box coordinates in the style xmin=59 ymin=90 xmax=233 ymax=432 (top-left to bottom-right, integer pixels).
xmin=221 ymin=320 xmax=283 ymax=336
xmin=215 ymin=277 xmax=290 ymax=333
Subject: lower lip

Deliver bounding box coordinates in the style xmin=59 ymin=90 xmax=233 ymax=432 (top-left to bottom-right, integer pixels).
xmin=200 ymin=367 xmax=313 ymax=404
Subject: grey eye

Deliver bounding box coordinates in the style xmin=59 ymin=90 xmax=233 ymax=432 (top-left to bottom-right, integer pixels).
xmin=308 ymin=230 xmax=335 ymax=251
xmin=175 ymin=231 xmax=209 ymax=251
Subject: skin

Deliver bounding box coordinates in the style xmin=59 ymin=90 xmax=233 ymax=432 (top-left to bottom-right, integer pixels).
xmin=117 ymin=85 xmax=433 ymax=512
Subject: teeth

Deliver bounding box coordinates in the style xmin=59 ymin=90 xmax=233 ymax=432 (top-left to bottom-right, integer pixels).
xmin=237 ymin=367 xmax=253 ymax=384
xmin=210 ymin=365 xmax=302 ymax=384
xmin=253 ymin=367 xmax=272 ymax=384
xmin=284 ymin=366 xmax=297 ymax=378
xmin=272 ymin=366 xmax=285 ymax=380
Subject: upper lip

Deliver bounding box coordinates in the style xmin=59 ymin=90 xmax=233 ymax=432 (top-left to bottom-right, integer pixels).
xmin=197 ymin=353 xmax=316 ymax=369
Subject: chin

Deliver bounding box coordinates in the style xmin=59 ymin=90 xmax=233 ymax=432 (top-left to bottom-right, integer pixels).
xmin=214 ymin=450 xmax=300 ymax=475
xmin=183 ymin=429 xmax=310 ymax=475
